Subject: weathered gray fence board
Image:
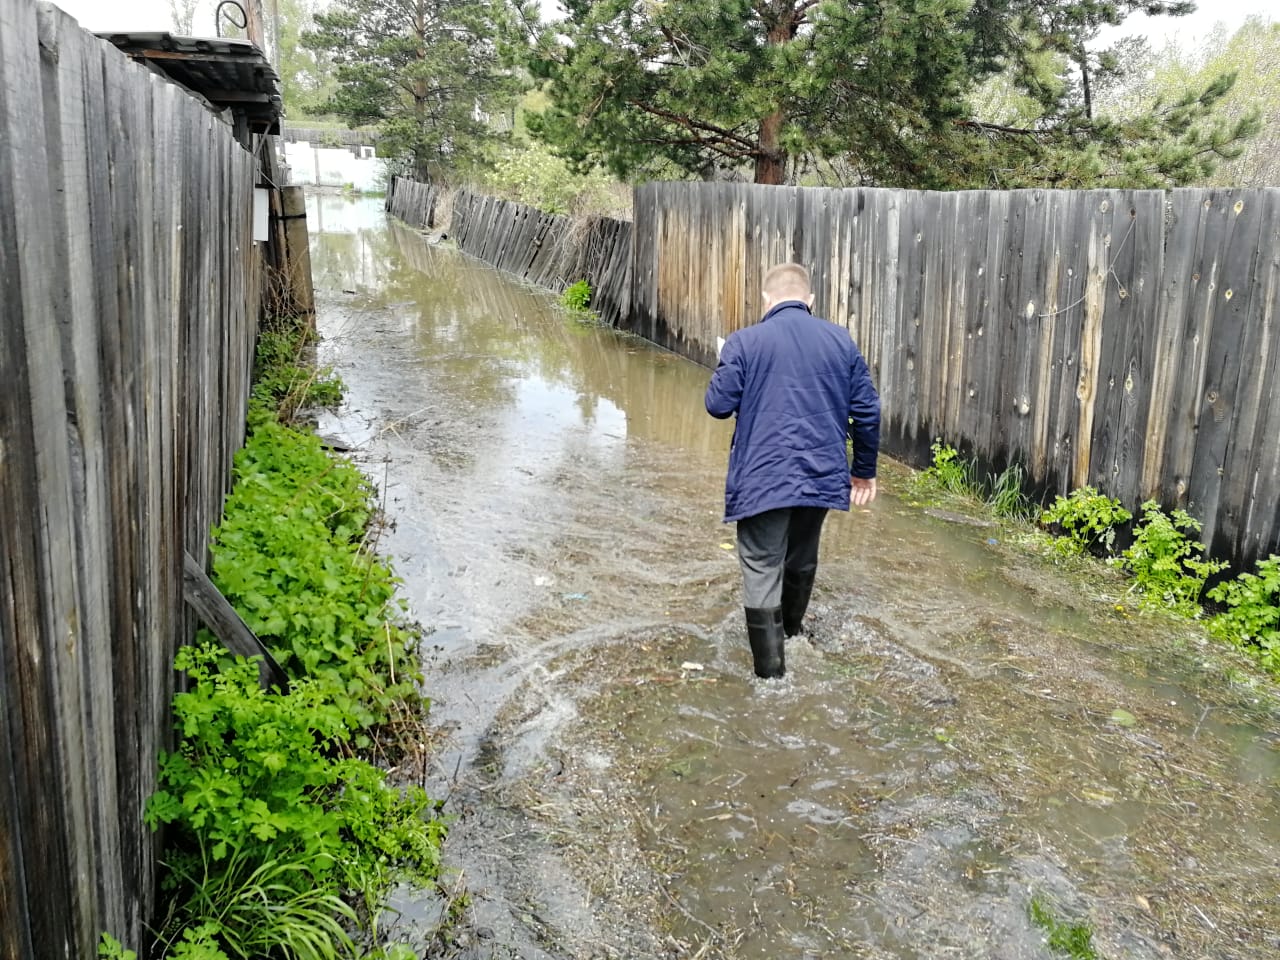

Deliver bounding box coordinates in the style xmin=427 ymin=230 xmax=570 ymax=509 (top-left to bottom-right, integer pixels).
xmin=1186 ymin=191 xmax=1268 ymax=552
xmin=1232 ymin=196 xmax=1280 ymax=562
xmin=1 ymin=1 xmax=264 ymax=955
xmin=2 ymin=3 xmax=81 ymax=957
xmin=37 ymin=9 xmax=124 ymax=944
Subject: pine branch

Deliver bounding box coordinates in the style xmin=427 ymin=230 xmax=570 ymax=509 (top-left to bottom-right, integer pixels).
xmin=954 ymin=118 xmax=1045 ymax=139
xmin=626 ymin=100 xmax=760 ymax=154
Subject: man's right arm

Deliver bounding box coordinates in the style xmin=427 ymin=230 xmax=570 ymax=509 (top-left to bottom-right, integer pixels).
xmin=705 ymin=336 xmax=745 ymax=419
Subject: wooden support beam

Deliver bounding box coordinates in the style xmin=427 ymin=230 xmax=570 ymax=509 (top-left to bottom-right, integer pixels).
xmin=280 ymin=185 xmax=315 ymax=321
xmin=244 ymin=0 xmax=265 ymax=51
xmin=202 ymin=89 xmax=272 ymax=103
xmin=181 ymin=552 xmax=290 ymax=691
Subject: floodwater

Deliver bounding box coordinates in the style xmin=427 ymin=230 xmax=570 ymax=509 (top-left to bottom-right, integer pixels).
xmin=308 ymin=195 xmax=1280 ymax=960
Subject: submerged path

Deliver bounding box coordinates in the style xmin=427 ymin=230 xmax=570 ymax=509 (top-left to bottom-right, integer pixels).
xmin=309 ymin=196 xmax=1280 ymax=960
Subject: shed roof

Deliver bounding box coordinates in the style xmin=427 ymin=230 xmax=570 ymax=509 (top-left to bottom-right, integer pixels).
xmin=96 ymin=32 xmax=282 ymax=136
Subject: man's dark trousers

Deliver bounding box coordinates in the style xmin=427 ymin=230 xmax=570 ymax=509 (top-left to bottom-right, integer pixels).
xmin=737 ymin=506 xmax=827 ymax=636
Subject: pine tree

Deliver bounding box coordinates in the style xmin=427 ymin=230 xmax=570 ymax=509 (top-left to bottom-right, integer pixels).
xmin=529 ymin=0 xmax=1258 ymax=188
xmin=303 ymin=0 xmax=526 ymax=180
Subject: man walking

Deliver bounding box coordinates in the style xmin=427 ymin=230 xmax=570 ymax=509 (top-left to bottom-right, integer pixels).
xmin=705 ymin=263 xmax=881 ymax=679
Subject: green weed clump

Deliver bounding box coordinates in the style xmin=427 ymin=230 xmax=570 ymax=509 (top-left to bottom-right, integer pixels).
xmin=209 ymin=420 xmax=421 ymax=730
xmin=252 ymin=326 xmax=345 ymax=426
xmin=915 ymin=440 xmax=976 ymax=496
xmin=561 ymin=279 xmax=592 ymax=313
xmin=1208 ymin=555 xmax=1280 ymax=670
xmin=988 ymin=462 xmax=1037 ymax=520
xmin=1118 ymin=500 xmax=1226 ymax=617
xmin=910 ymin=442 xmax=1034 ymax=518
xmin=144 ymin=645 xmax=443 ymax=957
xmin=1041 ymin=486 xmax=1132 ymax=558
xmin=1028 ymin=896 xmax=1100 ymax=959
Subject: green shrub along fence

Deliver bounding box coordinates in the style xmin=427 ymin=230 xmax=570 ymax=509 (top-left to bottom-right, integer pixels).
xmin=388 ymin=176 xmax=1280 ymax=573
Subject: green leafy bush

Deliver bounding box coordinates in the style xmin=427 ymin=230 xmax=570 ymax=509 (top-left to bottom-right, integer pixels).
xmin=1040 ymin=486 xmax=1132 ymax=557
xmin=209 ymin=421 xmax=421 ymax=729
xmin=145 ymin=644 xmax=443 ymax=956
xmin=561 ymin=279 xmax=592 ymax=313
xmin=476 ymin=141 xmax=628 ymax=217
xmin=1208 ymin=555 xmax=1280 ymax=670
xmin=916 ymin=440 xmax=975 ymax=496
xmin=1119 ymin=500 xmax=1226 ymax=616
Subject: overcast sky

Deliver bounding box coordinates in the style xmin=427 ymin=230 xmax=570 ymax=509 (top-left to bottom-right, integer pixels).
xmin=47 ymin=0 xmax=1277 ymax=49
xmin=1096 ymin=0 xmax=1275 ymax=51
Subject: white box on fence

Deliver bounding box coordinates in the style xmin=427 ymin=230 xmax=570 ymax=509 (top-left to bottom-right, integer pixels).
xmin=253 ymin=188 xmax=270 ymax=242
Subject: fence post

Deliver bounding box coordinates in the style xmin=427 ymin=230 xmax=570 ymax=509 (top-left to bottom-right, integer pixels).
xmin=280 ymin=185 xmax=314 ymax=322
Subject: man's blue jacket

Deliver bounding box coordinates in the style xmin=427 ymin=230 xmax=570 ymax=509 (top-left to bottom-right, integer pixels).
xmin=705 ymin=300 xmax=881 ymax=523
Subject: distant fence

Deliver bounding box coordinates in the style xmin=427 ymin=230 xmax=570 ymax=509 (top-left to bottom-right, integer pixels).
xmin=390 ymin=176 xmax=1280 ymax=569
xmin=387 ymin=178 xmax=634 ymax=328
xmin=280 ymin=124 xmax=379 ymax=147
xmin=386 ymin=176 xmax=442 ymax=231
xmin=1 ymin=1 xmax=264 ymax=956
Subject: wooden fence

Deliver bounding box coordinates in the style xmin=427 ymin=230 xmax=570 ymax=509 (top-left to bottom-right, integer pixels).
xmin=281 ymin=124 xmax=379 ymax=147
xmin=389 ymin=176 xmax=1280 ymax=568
xmin=388 ymin=178 xmax=634 ymax=328
xmin=632 ymin=182 xmax=1280 ymax=568
xmin=1 ymin=1 xmax=263 ymax=956
xmin=386 ymin=176 xmax=442 ymax=230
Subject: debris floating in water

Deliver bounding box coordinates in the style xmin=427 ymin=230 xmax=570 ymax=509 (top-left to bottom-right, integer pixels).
xmin=1110 ymin=707 xmax=1138 ymax=727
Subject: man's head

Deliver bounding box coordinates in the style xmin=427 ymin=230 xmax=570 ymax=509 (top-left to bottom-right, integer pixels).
xmin=761 ymin=263 xmax=814 ymax=313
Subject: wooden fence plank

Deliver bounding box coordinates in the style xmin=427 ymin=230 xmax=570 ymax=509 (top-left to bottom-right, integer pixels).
xmin=1186 ymin=190 xmax=1268 ymax=552
xmin=964 ymin=190 xmax=1000 ymax=459
xmin=36 ymin=7 xmax=126 ymax=943
xmin=1229 ymin=192 xmax=1280 ymax=562
xmin=0 ymin=5 xmax=54 ymax=953
xmin=2 ymin=1 xmax=266 ymax=954
xmin=2 ymin=0 xmax=84 ymax=954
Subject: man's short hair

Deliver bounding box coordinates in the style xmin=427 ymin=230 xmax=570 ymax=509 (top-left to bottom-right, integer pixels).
xmin=763 ymin=263 xmax=811 ymax=301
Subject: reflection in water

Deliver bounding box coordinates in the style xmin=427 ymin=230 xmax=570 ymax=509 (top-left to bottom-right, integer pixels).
xmin=384 ymin=219 xmax=736 ymax=463
xmin=310 ymin=197 xmax=1280 ymax=960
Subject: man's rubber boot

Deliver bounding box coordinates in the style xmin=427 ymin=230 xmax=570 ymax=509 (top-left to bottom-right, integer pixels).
xmin=745 ymin=606 xmax=786 ymax=679
xmin=781 ymin=570 xmax=816 ymax=638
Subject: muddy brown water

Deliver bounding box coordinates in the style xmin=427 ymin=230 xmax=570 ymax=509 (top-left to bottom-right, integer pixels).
xmin=308 ymin=195 xmax=1280 ymax=960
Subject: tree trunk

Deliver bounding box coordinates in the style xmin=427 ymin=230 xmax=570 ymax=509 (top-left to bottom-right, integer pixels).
xmin=1079 ymin=47 xmax=1094 ymax=121
xmin=755 ymin=111 xmax=785 ymax=185
xmin=753 ymin=6 xmax=798 ymax=185
xmin=413 ymin=0 xmax=430 ymax=183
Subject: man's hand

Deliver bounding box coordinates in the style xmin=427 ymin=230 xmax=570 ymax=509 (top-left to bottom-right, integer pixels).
xmin=851 ymin=476 xmax=877 ymax=506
